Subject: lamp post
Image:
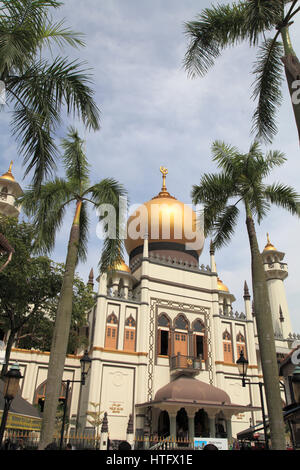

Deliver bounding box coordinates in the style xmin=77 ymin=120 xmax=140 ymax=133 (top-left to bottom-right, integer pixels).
xmin=236 ymin=351 xmax=269 ymax=450
xmin=0 ymin=362 xmax=23 ymax=447
xmin=59 ymin=350 xmax=91 ymax=450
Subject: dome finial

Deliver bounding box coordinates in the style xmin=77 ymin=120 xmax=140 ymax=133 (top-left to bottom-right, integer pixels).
xmin=1 ymin=161 xmax=15 ymax=181
xmin=264 ymin=233 xmax=276 ymax=252
xmin=160 ymin=166 xmax=168 ymax=192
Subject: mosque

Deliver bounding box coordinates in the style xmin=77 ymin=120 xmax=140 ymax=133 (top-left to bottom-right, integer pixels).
xmin=0 ymin=163 xmax=297 ymax=447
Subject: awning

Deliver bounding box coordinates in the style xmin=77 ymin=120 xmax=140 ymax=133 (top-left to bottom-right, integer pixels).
xmin=0 ymin=379 xmax=42 ymax=431
xmin=136 ymin=398 xmax=260 ymax=415
xmin=237 ymin=405 xmax=300 ymax=441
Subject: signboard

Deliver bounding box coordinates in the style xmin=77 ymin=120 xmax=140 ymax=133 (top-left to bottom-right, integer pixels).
xmin=0 ymin=412 xmax=42 ymax=431
xmin=194 ymin=437 xmax=228 ymax=450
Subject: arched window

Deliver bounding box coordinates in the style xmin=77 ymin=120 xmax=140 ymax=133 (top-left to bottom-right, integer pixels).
xmin=124 ymin=315 xmax=136 ymax=352
xmin=223 ymin=329 xmax=233 ymax=363
xmin=192 ymin=319 xmax=207 ymax=360
xmin=105 ymin=313 xmax=118 ymax=349
xmin=174 ymin=315 xmax=188 ymax=330
xmin=157 ymin=313 xmax=170 ymax=356
xmin=236 ymin=331 xmax=247 ymax=359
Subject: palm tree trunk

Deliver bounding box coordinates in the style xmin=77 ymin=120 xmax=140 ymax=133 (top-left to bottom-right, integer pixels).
xmin=0 ymin=329 xmax=16 ymax=378
xmin=245 ymin=213 xmax=286 ymax=450
xmin=38 ymin=201 xmax=82 ymax=449
xmin=281 ymin=26 xmax=300 ymax=145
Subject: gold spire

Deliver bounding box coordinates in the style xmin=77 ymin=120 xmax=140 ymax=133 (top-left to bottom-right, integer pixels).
xmin=160 ymin=166 xmax=168 ymax=192
xmin=264 ymin=233 xmax=277 ymax=252
xmin=1 ymin=161 xmax=15 ymax=182
xmin=153 ymin=166 xmax=174 ymax=199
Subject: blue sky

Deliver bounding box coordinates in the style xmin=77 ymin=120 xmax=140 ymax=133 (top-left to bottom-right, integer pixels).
xmin=1 ymin=0 xmax=300 ymax=333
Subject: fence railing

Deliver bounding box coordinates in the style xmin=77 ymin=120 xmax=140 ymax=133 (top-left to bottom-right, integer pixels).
xmin=0 ymin=430 xmax=100 ymax=450
xmin=135 ymin=435 xmax=194 ymax=450
xmin=1 ymin=431 xmax=195 ymax=451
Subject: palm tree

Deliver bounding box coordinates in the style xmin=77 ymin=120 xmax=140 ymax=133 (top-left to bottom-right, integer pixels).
xmin=192 ymin=140 xmax=299 ymax=450
xmin=20 ymin=128 xmax=127 ymax=449
xmin=0 ymin=0 xmax=100 ymax=189
xmin=184 ymin=0 xmax=300 ymax=145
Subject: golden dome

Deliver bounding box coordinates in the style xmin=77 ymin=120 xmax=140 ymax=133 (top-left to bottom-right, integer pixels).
xmin=263 ymin=233 xmax=277 ymax=252
xmin=125 ymin=168 xmax=204 ymax=256
xmin=217 ymin=278 xmax=229 ymax=293
xmin=110 ymin=259 xmax=131 ymax=274
xmin=1 ymin=161 xmax=15 ymax=182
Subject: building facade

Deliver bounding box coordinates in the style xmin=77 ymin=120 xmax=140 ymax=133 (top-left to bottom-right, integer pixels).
xmin=1 ymin=165 xmax=298 ymax=447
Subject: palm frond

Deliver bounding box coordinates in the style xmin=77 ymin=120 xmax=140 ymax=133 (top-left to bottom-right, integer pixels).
xmin=37 ymin=19 xmax=85 ymax=50
xmin=212 ymin=205 xmax=240 ymax=250
xmin=192 ymin=172 xmax=235 ymax=206
xmin=247 ymin=181 xmax=271 ymax=224
xmin=184 ymin=2 xmax=248 ymax=77
xmin=88 ymin=179 xmax=127 ymax=273
xmin=258 ymin=149 xmax=286 ymax=178
xmin=11 ymin=107 xmax=58 ymax=188
xmin=77 ymin=201 xmax=89 ymax=263
xmin=244 ymin=0 xmax=284 ymax=45
xmin=264 ymin=183 xmax=300 ymax=215
xmin=19 ymin=178 xmax=75 ymax=253
xmin=251 ymin=38 xmax=284 ymax=144
xmin=61 ymin=127 xmax=90 ymax=188
xmin=211 ymin=140 xmax=240 ymax=175
xmin=8 ymin=57 xmax=100 ymax=131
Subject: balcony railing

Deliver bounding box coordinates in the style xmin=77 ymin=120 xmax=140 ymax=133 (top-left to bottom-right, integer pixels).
xmin=169 ymin=354 xmax=207 ymax=375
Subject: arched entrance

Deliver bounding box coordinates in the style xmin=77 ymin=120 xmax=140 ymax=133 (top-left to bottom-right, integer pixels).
xmin=176 ymin=408 xmax=188 ymax=440
xmin=157 ymin=411 xmax=170 ymax=437
xmin=195 ymin=409 xmax=209 ymax=437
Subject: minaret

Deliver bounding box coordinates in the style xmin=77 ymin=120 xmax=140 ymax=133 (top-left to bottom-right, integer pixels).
xmin=0 ymin=162 xmax=23 ymax=218
xmin=261 ymin=234 xmax=292 ymax=338
xmin=210 ymin=240 xmax=217 ymax=273
xmin=87 ymin=268 xmax=94 ymax=290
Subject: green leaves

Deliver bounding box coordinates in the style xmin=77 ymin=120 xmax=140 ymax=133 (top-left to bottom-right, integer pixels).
xmin=184 ymin=2 xmax=249 ymax=77
xmin=89 ymin=178 xmax=128 ymax=273
xmin=0 ymin=0 xmax=100 ymax=190
xmin=184 ymin=0 xmax=300 ymax=144
xmin=192 ymin=139 xmax=300 ymax=249
xmin=20 ymin=129 xmax=127 ymax=272
xmin=251 ymin=39 xmax=284 ymax=143
xmin=61 ymin=127 xmax=90 ymax=188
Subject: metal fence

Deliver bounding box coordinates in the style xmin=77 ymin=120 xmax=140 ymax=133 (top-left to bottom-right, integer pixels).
xmin=0 ymin=430 xmax=100 ymax=450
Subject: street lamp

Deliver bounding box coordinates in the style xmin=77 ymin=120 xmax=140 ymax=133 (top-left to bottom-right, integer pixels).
xmin=0 ymin=362 xmax=23 ymax=447
xmin=291 ymin=365 xmax=300 ymax=404
xmin=236 ymin=350 xmax=248 ymax=387
xmin=80 ymin=349 xmax=91 ymax=385
xmin=59 ymin=350 xmax=91 ymax=450
xmin=236 ymin=351 xmax=269 ymax=450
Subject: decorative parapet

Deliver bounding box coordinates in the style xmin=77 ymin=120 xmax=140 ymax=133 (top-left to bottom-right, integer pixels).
xmin=288 ymin=332 xmax=300 ymax=342
xmin=219 ymin=308 xmax=247 ymax=321
xmin=106 ymin=289 xmax=141 ymax=303
xmin=130 ymin=252 xmax=212 ymax=274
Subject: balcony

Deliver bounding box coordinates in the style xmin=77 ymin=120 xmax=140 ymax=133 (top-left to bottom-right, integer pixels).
xmin=169 ymin=353 xmax=206 ymax=377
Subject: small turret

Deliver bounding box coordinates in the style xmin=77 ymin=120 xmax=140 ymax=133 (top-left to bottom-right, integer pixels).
xmin=0 ymin=162 xmax=23 ymax=218
xmin=261 ymin=233 xmax=292 ymax=338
